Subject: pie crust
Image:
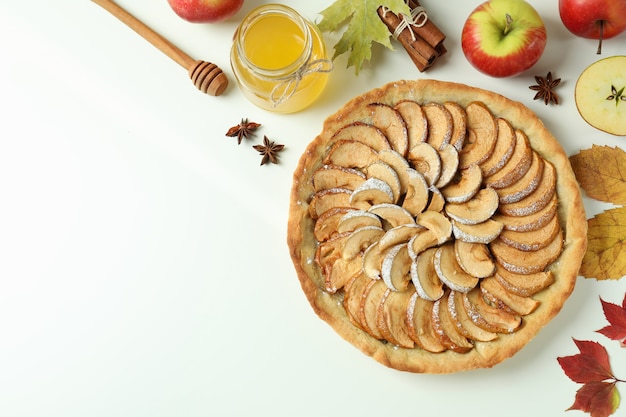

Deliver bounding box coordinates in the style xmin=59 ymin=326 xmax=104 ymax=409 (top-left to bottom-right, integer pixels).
xmin=287 ymin=80 xmax=587 ymax=373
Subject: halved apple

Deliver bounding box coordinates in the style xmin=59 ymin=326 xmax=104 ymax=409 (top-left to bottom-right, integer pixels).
xmin=575 ymin=55 xmax=626 ymax=136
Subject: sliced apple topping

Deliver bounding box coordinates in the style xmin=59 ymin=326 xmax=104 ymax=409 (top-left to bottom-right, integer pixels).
xmin=434 ymin=144 xmax=460 ymax=189
xmin=325 ymin=256 xmax=363 ymax=294
xmin=331 ymin=122 xmax=392 ymax=152
xmin=402 ymin=168 xmax=430 ymax=216
xmin=368 ymin=203 xmax=415 ymax=228
xmin=324 ymin=140 xmax=379 ymax=169
xmin=367 ymin=103 xmax=409 ymax=156
xmin=309 ymin=188 xmax=352 ymax=219
xmin=406 ymin=292 xmax=446 ymax=353
xmin=459 ymin=102 xmax=497 ymax=169
xmin=422 ymin=102 xmax=453 ymax=150
xmin=377 ymin=288 xmax=416 ymax=348
xmin=449 ymin=290 xmax=498 ymax=342
xmin=416 ymin=210 xmax=452 ymax=245
xmin=377 ymin=149 xmax=411 ymax=195
xmin=441 ymin=163 xmax=482 ymax=203
xmin=407 ymin=229 xmax=439 ymax=259
xmin=498 ymin=213 xmax=561 ymax=251
xmin=344 ymin=273 xmax=373 ymax=330
xmin=445 ymin=186 xmax=499 ymax=225
xmin=454 ymin=240 xmax=495 ymax=279
xmin=425 ymin=186 xmax=445 ymax=212
xmin=490 ymin=228 xmax=564 ymax=274
xmin=494 ymin=264 xmax=555 ymax=297
xmin=313 ymin=164 xmax=367 ymax=192
xmin=378 ymin=224 xmax=424 ymax=252
xmin=363 ymin=241 xmax=384 ymax=279
xmin=480 ymin=117 xmax=516 ymax=177
xmin=364 ymin=160 xmax=402 ymax=203
xmin=494 ymin=193 xmax=558 ymax=232
xmin=410 ymin=247 xmax=444 ymax=301
xmin=443 ymin=101 xmax=467 ymax=151
xmin=496 ymin=151 xmax=544 ymax=204
xmin=432 ymin=291 xmax=474 ymax=353
xmin=452 ymin=218 xmax=503 ymax=244
xmin=350 ymin=177 xmax=394 ymax=209
xmin=463 ymin=287 xmax=522 ymax=334
xmin=480 ymin=277 xmax=540 ymax=316
xmin=314 ymin=207 xmax=355 ymax=242
xmin=498 ymin=160 xmax=556 ymax=217
xmin=395 ymin=100 xmax=428 ymax=149
xmin=484 ymin=130 xmax=532 ymax=189
xmin=434 ymin=243 xmax=479 ymax=293
xmin=407 ymin=142 xmax=442 ymax=186
xmin=342 ymin=225 xmax=385 ymax=260
xmin=359 ymin=279 xmax=389 ymax=339
xmin=337 ymin=209 xmax=382 ymax=234
xmin=381 ymin=243 xmax=412 ymax=291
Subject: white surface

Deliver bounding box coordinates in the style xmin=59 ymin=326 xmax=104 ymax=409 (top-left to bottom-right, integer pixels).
xmin=1 ymin=1 xmax=625 ymax=416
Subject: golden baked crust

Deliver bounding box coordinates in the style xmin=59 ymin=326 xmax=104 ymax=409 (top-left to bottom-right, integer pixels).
xmin=287 ymin=79 xmax=587 ymax=373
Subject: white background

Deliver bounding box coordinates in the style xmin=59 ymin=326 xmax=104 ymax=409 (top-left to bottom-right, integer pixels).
xmin=1 ymin=1 xmax=625 ymax=416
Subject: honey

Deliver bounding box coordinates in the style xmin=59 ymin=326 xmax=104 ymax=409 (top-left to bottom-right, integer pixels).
xmin=230 ymin=4 xmax=332 ymax=114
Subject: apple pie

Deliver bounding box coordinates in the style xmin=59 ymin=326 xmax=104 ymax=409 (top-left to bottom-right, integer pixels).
xmin=287 ymin=79 xmax=587 ymax=373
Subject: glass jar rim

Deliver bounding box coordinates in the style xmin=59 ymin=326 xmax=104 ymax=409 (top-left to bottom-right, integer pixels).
xmin=234 ymin=4 xmax=313 ymax=79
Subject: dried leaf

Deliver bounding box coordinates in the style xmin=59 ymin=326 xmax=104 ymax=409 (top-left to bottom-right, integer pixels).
xmin=558 ymin=339 xmax=622 ymax=417
xmin=568 ymin=381 xmax=620 ymax=417
xmin=317 ymin=0 xmax=411 ymax=74
xmin=580 ymin=206 xmax=626 ymax=280
xmin=558 ymin=339 xmax=615 ymax=383
xmin=597 ymin=295 xmax=626 ymax=347
xmin=569 ymin=145 xmax=626 ymax=205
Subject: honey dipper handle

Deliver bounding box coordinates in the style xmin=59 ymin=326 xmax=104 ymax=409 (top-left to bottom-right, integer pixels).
xmin=92 ymin=0 xmax=194 ymax=69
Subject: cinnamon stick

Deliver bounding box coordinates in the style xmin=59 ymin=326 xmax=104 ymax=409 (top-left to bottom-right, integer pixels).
xmin=408 ymin=0 xmax=446 ymax=53
xmin=377 ymin=6 xmax=437 ymax=71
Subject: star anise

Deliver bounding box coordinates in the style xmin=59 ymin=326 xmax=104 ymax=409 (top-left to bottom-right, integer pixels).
xmin=529 ymin=72 xmax=561 ymax=105
xmin=225 ymin=118 xmax=261 ymax=144
xmin=253 ymin=136 xmax=285 ymax=165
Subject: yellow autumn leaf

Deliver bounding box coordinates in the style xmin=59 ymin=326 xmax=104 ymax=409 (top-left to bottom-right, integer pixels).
xmin=580 ymin=206 xmax=626 ymax=280
xmin=569 ymin=145 xmax=626 ymax=205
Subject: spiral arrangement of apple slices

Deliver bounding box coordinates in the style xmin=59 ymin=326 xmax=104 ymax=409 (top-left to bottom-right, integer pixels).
xmin=310 ymin=100 xmax=563 ymax=353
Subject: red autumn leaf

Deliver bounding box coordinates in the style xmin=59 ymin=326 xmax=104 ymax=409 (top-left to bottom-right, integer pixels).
xmin=597 ymin=295 xmax=626 ymax=347
xmin=558 ymin=339 xmax=615 ymax=383
xmin=568 ymin=381 xmax=620 ymax=417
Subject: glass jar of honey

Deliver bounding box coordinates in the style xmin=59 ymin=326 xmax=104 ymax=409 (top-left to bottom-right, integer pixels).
xmin=230 ymin=4 xmax=333 ymax=114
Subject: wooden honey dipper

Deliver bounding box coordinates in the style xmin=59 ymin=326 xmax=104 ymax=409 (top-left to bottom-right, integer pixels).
xmin=92 ymin=0 xmax=228 ymax=96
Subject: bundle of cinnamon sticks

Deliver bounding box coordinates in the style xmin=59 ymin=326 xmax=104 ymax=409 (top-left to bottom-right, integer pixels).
xmin=378 ymin=0 xmax=446 ymax=72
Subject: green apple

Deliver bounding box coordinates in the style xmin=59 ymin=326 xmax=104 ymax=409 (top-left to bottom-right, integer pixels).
xmin=461 ymin=0 xmax=547 ymax=77
xmin=575 ymin=56 xmax=626 ymax=136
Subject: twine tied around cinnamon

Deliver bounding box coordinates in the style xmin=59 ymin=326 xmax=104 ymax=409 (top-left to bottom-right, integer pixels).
xmin=380 ymin=5 xmax=428 ymax=42
xmin=268 ymin=58 xmax=334 ymax=108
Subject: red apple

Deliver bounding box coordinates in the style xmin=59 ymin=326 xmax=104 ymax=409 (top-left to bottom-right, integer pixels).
xmin=559 ymin=0 xmax=626 ymax=54
xmin=167 ymin=0 xmax=244 ymax=23
xmin=461 ymin=0 xmax=547 ymax=78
